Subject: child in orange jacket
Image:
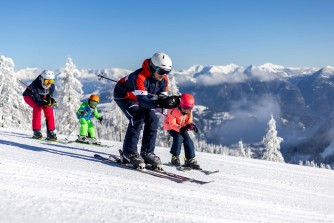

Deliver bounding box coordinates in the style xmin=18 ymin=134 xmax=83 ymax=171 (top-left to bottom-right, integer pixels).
xmin=163 ymin=93 xmax=200 ymax=169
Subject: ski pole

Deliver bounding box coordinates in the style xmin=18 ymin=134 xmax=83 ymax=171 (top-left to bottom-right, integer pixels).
xmin=18 ymin=79 xmax=33 ymax=90
xmin=18 ymin=79 xmax=48 ymax=104
xmin=65 ymin=122 xmax=79 ymax=141
xmin=95 ymin=120 xmax=101 ymax=144
xmin=97 ymin=73 xmax=118 ymax=82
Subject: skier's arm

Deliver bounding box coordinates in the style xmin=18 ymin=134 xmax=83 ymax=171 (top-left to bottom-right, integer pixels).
xmin=48 ymin=84 xmax=55 ymax=97
xmin=133 ymin=75 xmax=157 ymax=109
xmin=167 ymin=110 xmax=182 ymax=132
xmin=77 ymin=104 xmax=89 ymax=119
xmin=93 ymin=108 xmax=101 ymax=119
xmin=30 ymin=84 xmax=46 ymax=106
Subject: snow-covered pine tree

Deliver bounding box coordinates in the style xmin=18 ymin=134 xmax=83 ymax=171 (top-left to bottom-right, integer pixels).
xmin=238 ymin=140 xmax=246 ymax=157
xmin=55 ymin=58 xmax=83 ymax=135
xmin=262 ymin=114 xmax=285 ymax=162
xmin=0 ymin=55 xmax=31 ymax=129
xmin=168 ymin=75 xmax=181 ymax=96
xmin=96 ymin=100 xmax=127 ymax=141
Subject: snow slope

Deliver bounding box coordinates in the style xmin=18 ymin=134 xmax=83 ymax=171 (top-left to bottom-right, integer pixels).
xmin=0 ymin=128 xmax=333 ymax=223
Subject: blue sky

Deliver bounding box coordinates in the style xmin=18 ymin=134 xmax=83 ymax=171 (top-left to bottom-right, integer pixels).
xmin=0 ymin=0 xmax=333 ymax=70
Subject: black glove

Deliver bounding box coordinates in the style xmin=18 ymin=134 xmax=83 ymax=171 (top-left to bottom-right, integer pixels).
xmin=180 ymin=123 xmax=198 ymax=134
xmin=43 ymin=98 xmax=52 ymax=106
xmin=188 ymin=123 xmax=198 ymax=133
xmin=98 ymin=116 xmax=103 ymax=124
xmin=50 ymin=97 xmax=57 ymax=106
xmin=155 ymin=95 xmax=180 ymax=109
xmin=43 ymin=94 xmax=56 ymax=106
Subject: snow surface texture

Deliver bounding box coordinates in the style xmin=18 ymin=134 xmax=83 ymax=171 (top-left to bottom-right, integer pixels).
xmin=0 ymin=128 xmax=333 ymax=223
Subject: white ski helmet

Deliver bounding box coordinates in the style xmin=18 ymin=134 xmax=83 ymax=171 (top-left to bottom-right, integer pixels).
xmin=40 ymin=70 xmax=55 ymax=89
xmin=150 ymin=52 xmax=172 ymax=72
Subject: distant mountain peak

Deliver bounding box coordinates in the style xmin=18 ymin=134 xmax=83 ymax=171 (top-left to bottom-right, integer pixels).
xmin=318 ymin=66 xmax=334 ymax=78
xmin=203 ymin=64 xmax=240 ymax=74
xmin=258 ymin=63 xmax=285 ymax=72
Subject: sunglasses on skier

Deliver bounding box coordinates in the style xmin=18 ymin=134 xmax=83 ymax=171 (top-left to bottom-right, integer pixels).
xmin=156 ymin=67 xmax=171 ymax=76
xmin=181 ymin=105 xmax=194 ymax=110
xmin=44 ymin=79 xmax=55 ymax=85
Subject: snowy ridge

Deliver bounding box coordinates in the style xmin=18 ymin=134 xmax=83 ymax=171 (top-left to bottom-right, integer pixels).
xmin=172 ymin=63 xmax=319 ymax=85
xmin=1 ymin=128 xmax=333 ymax=223
xmin=15 ymin=62 xmax=321 ymax=86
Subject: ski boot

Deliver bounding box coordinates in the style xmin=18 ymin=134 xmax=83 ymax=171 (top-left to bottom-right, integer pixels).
xmin=76 ymin=135 xmax=89 ymax=143
xmin=122 ymin=151 xmax=145 ymax=169
xmin=170 ymin=155 xmax=181 ymax=166
xmin=184 ymin=157 xmax=201 ymax=170
xmin=88 ymin=137 xmax=100 ymax=145
xmin=46 ymin=130 xmax=57 ymax=141
xmin=32 ymin=130 xmax=43 ymax=139
xmin=141 ymin=152 xmax=163 ymax=171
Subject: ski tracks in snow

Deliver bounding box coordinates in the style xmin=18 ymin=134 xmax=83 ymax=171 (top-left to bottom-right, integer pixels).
xmin=1 ymin=128 xmax=334 ymax=223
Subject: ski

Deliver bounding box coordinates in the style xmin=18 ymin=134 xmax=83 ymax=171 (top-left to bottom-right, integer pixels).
xmin=94 ymin=154 xmax=186 ymax=183
xmin=94 ymin=154 xmax=213 ymax=185
xmin=53 ymin=139 xmax=113 ymax=148
xmin=114 ymin=150 xmax=214 ymax=183
xmin=164 ymin=162 xmax=219 ymax=175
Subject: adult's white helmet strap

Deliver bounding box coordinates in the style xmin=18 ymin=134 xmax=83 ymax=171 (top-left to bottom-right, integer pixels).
xmin=151 ymin=52 xmax=172 ymax=71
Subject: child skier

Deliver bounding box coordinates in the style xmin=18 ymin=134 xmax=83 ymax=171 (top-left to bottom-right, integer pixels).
xmin=163 ymin=93 xmax=200 ymax=169
xmin=76 ymin=94 xmax=103 ymax=144
xmin=23 ymin=70 xmax=57 ymax=140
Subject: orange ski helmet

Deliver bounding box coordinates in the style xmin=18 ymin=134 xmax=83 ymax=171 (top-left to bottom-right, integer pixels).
xmin=89 ymin=94 xmax=100 ymax=103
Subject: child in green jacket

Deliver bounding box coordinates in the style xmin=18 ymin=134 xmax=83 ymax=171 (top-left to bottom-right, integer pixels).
xmin=76 ymin=94 xmax=103 ymax=144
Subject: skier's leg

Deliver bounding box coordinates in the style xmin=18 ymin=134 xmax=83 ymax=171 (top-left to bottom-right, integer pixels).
xmin=24 ymin=96 xmax=42 ymax=131
xmin=42 ymin=105 xmax=55 ymax=131
xmin=168 ymin=130 xmax=184 ymax=157
xmin=182 ymin=131 xmax=200 ymax=169
xmin=168 ymin=130 xmax=183 ymax=166
xmin=141 ymin=109 xmax=159 ymax=154
xmin=115 ymin=100 xmax=144 ymax=155
xmin=182 ymin=131 xmax=195 ymax=160
xmin=79 ymin=118 xmax=88 ymax=136
xmin=87 ymin=120 xmax=95 ymax=138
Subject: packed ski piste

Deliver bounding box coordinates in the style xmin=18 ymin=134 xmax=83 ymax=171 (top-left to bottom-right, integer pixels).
xmin=21 ymin=52 xmax=218 ymax=184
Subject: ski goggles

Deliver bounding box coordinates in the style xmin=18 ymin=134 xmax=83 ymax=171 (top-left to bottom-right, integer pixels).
xmin=44 ymin=79 xmax=55 ymax=85
xmin=89 ymin=100 xmax=99 ymax=106
xmin=181 ymin=105 xmax=194 ymax=110
xmin=156 ymin=67 xmax=171 ymax=76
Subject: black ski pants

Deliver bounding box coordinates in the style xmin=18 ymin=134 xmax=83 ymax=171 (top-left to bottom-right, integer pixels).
xmin=115 ymin=99 xmax=159 ymax=156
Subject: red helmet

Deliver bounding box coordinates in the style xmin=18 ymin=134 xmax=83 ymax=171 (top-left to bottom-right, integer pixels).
xmin=180 ymin=93 xmax=195 ymax=109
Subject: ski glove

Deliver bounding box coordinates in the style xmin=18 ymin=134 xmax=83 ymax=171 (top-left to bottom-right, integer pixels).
xmin=180 ymin=123 xmax=198 ymax=134
xmin=155 ymin=95 xmax=180 ymax=109
xmin=50 ymin=98 xmax=57 ymax=106
xmin=43 ymin=97 xmax=56 ymax=106
xmin=98 ymin=116 xmax=103 ymax=124
xmin=187 ymin=123 xmax=198 ymax=133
